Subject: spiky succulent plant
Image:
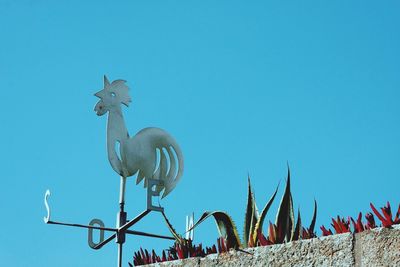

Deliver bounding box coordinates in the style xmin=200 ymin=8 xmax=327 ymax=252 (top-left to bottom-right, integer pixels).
xmin=188 ymin=166 xmax=317 ymax=248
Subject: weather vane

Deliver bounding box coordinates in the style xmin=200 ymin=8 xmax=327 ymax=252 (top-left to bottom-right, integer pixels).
xmin=44 ymin=76 xmax=184 ymax=267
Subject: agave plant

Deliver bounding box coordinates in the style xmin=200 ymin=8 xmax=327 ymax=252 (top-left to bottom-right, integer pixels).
xmin=188 ymin=167 xmax=317 ymax=249
xmin=187 ymin=210 xmax=242 ymax=249
xmin=252 ymin=168 xmax=317 ymax=246
xmin=187 ymin=176 xmax=276 ymax=250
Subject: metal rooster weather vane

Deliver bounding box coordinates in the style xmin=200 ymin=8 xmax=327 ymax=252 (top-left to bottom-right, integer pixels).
xmin=43 ymin=76 xmax=184 ymax=267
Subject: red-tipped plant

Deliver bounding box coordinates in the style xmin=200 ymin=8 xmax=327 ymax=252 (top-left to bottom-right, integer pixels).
xmin=131 ymin=240 xmax=220 ymax=266
xmin=370 ymin=202 xmax=400 ymax=228
xmin=365 ymin=212 xmax=376 ymax=230
xmin=130 ymin=248 xmax=162 ymax=266
xmin=320 ymin=225 xmax=333 ymax=236
xmin=257 ymin=229 xmax=272 ymax=246
xmin=350 ymin=212 xmax=365 ymax=233
xmin=206 ymin=244 xmax=217 ymax=255
xmin=175 ymin=243 xmax=185 ymax=259
xmin=331 ymin=216 xmax=350 ymax=234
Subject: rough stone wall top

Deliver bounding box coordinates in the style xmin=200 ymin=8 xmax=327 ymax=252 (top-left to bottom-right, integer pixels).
xmin=355 ymin=225 xmax=400 ymax=266
xmin=145 ymin=225 xmax=400 ymax=267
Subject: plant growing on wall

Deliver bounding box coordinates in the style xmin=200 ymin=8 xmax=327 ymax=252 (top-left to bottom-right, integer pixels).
xmin=320 ymin=201 xmax=400 ymax=236
xmin=370 ymin=202 xmax=400 ymax=228
xmin=188 ymin=167 xmax=317 ymax=249
xmin=130 ymin=165 xmax=399 ymax=266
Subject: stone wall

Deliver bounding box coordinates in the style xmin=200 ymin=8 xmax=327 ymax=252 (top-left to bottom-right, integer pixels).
xmin=146 ymin=225 xmax=399 ymax=266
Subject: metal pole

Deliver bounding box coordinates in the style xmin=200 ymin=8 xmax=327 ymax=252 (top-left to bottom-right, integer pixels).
xmin=117 ymin=176 xmax=127 ymax=267
xmin=118 ymin=242 xmax=123 ymax=267
xmin=119 ymin=177 xmax=127 ymax=204
xmin=117 ymin=205 xmax=124 ymax=267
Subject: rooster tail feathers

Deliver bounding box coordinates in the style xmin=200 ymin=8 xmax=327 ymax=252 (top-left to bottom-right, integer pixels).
xmin=160 ymin=142 xmax=183 ymax=198
xmin=133 ymin=127 xmax=184 ymax=198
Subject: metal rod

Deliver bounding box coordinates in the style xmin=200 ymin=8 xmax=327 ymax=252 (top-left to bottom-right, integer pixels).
xmin=119 ymin=177 xmax=127 ymax=205
xmin=117 ymin=176 xmax=127 ymax=267
xmin=93 ymin=234 xmax=117 ymax=249
xmin=125 ymin=229 xmax=175 ymax=240
xmin=119 ymin=210 xmax=151 ymax=232
xmin=47 ymin=221 xmax=117 ymax=232
xmin=118 ymin=242 xmax=123 ymax=267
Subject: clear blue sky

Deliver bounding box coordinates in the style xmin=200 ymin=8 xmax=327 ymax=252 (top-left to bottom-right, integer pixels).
xmin=1 ymin=1 xmax=399 ymax=266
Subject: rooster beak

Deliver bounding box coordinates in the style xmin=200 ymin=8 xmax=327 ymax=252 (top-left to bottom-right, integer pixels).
xmin=94 ymin=91 xmax=102 ymax=98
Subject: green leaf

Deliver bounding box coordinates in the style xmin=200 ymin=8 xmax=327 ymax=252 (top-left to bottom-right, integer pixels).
xmin=291 ymin=208 xmax=302 ymax=241
xmin=161 ymin=211 xmax=185 ymax=244
xmin=309 ymin=199 xmax=317 ymax=234
xmin=243 ymin=175 xmax=259 ymax=247
xmin=275 ymin=166 xmax=293 ymax=243
xmin=288 ymin=193 xmax=295 ymax=241
xmin=251 ymin=183 xmax=279 ymax=245
xmin=190 ymin=211 xmax=242 ymax=249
